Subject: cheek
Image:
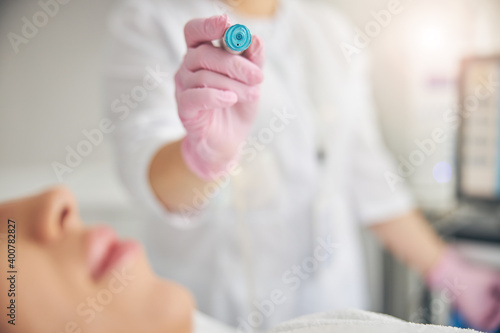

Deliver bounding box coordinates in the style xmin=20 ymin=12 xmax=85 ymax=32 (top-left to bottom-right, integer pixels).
xmin=10 ymin=241 xmax=93 ymax=333
xmin=80 ymin=254 xmax=152 ymax=332
xmin=16 ymin=255 xmax=93 ymax=333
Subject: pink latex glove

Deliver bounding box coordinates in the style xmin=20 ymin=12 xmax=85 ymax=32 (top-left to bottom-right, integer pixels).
xmin=426 ymin=247 xmax=500 ymax=331
xmin=175 ymin=15 xmax=265 ymax=180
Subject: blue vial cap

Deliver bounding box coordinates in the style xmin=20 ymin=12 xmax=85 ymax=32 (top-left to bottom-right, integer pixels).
xmin=224 ymin=24 xmax=252 ymax=54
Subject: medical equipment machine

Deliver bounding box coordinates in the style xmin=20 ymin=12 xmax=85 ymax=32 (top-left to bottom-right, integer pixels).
xmin=457 ymin=56 xmax=500 ymax=202
xmin=221 ymin=24 xmax=252 ymax=55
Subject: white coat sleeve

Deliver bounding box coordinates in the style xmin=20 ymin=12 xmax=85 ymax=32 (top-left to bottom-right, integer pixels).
xmin=103 ymin=0 xmax=198 ymax=227
xmin=347 ymin=55 xmax=416 ymax=226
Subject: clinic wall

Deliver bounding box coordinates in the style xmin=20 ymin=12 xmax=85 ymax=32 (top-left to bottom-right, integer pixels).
xmin=0 ymin=0 xmax=116 ymax=170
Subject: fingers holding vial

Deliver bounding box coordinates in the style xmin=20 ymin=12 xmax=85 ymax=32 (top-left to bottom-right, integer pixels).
xmin=176 ymin=16 xmax=265 ymax=179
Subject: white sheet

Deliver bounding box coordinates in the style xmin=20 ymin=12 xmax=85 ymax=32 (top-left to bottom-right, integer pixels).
xmin=195 ymin=309 xmax=481 ymax=333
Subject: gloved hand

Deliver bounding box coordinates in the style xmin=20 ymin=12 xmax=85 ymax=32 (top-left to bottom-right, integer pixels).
xmin=426 ymin=247 xmax=500 ymax=331
xmin=175 ymin=15 xmax=265 ymax=180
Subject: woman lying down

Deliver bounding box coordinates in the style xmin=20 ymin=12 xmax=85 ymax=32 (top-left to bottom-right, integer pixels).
xmin=0 ymin=187 xmax=480 ymax=333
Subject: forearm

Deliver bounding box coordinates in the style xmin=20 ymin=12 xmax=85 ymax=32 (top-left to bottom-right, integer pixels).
xmin=369 ymin=210 xmax=447 ymax=276
xmin=148 ymin=139 xmax=209 ymax=213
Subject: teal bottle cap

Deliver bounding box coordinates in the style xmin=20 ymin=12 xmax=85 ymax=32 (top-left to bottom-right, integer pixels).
xmin=223 ymin=24 xmax=252 ymax=55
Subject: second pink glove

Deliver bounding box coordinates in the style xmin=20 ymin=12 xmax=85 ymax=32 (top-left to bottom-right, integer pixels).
xmin=426 ymin=247 xmax=500 ymax=331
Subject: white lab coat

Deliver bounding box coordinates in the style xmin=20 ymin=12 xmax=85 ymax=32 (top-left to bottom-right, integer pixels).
xmin=104 ymin=0 xmax=415 ymax=329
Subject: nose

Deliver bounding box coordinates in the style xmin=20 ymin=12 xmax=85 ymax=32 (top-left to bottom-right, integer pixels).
xmin=28 ymin=186 xmax=81 ymax=242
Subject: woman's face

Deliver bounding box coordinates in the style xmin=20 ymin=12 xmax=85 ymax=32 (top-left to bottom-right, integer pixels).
xmin=0 ymin=187 xmax=194 ymax=333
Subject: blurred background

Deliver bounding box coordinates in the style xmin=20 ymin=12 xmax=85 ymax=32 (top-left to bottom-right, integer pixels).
xmin=1 ymin=0 xmax=500 ymax=327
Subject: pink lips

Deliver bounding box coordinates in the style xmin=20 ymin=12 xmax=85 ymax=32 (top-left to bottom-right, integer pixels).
xmin=86 ymin=226 xmax=140 ymax=280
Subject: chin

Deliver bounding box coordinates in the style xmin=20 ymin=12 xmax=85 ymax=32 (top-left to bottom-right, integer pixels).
xmin=125 ymin=253 xmax=195 ymax=333
xmin=143 ymin=277 xmax=195 ymax=333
